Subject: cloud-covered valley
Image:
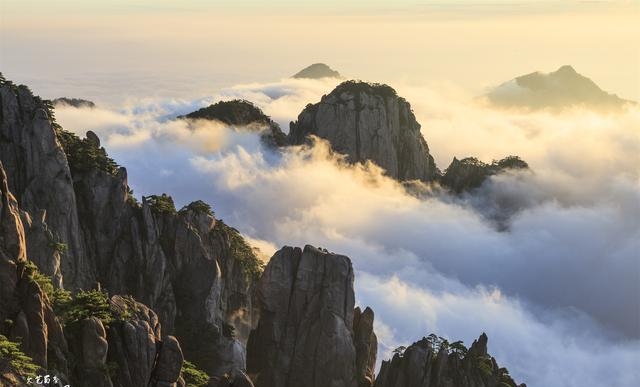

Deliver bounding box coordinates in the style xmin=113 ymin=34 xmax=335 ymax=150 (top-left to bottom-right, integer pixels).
xmin=53 ymin=77 xmax=640 ymax=387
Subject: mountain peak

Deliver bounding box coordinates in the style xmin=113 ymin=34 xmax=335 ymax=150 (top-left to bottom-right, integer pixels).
xmin=288 ymin=80 xmax=439 ymax=182
xmin=292 ymin=63 xmax=342 ymax=79
xmin=486 ymin=65 xmax=634 ymax=111
xmin=556 ymin=64 xmax=577 ymax=75
xmin=179 ymin=99 xmax=287 ymax=146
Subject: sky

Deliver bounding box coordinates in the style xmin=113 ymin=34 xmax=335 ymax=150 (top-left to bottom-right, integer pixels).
xmin=2 ymin=1 xmax=640 ymax=386
xmin=1 ymin=0 xmax=638 ymax=102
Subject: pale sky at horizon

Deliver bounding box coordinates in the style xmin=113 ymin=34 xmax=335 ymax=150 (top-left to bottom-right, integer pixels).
xmin=1 ymin=0 xmax=638 ymax=101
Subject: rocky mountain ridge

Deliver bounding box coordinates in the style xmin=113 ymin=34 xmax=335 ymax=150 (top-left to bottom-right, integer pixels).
xmin=179 ymin=99 xmax=287 ymax=147
xmin=486 ymin=65 xmax=635 ymax=111
xmin=180 ymin=72 xmax=528 ymax=192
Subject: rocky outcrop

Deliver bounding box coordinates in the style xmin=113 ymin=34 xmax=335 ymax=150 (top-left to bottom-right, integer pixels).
xmin=75 ymin=317 xmax=112 ymax=387
xmin=246 ymin=245 xmax=377 ymax=387
xmin=440 ymin=156 xmax=529 ymax=194
xmin=106 ymin=296 xmax=184 ymax=387
xmin=289 ymin=81 xmax=439 ymax=182
xmin=292 ymin=63 xmax=342 ymax=79
xmin=353 ymin=307 xmax=377 ymax=387
xmin=68 ymin=158 xmax=258 ymax=377
xmin=486 ymin=65 xmax=635 ymax=111
xmin=180 ymin=99 xmax=287 ymax=147
xmin=375 ymin=333 xmax=525 ymax=387
xmin=0 ymin=80 xmax=90 ymax=289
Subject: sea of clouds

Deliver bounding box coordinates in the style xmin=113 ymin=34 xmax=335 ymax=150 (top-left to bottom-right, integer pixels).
xmin=53 ymin=76 xmax=640 ymax=387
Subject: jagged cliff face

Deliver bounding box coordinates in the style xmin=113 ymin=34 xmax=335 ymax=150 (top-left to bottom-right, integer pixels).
xmin=246 ymin=245 xmax=377 ymax=387
xmin=0 ymin=78 xmax=261 ymax=384
xmin=1 ymin=160 xmax=184 ymax=387
xmin=376 ymin=333 xmax=525 ymax=387
xmin=289 ymin=81 xmax=439 ymax=183
xmin=0 ymin=83 xmax=90 ymax=289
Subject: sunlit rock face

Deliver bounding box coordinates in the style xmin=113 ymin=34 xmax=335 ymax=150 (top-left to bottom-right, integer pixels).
xmin=486 ymin=65 xmax=635 ymax=111
xmin=0 ymin=82 xmax=90 ymax=289
xmin=289 ymin=81 xmax=439 ymax=182
xmin=246 ymin=245 xmax=377 ymax=387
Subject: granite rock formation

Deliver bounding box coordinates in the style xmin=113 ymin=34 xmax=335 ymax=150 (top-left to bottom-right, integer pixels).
xmin=0 ymin=76 xmax=263 ymax=384
xmin=0 ymin=81 xmax=91 ymax=289
xmin=179 ymin=99 xmax=287 ymax=147
xmin=1 ymin=159 xmax=185 ymax=387
xmin=289 ymin=81 xmax=439 ymax=182
xmin=376 ymin=333 xmax=526 ymax=387
xmin=246 ymin=245 xmax=377 ymax=387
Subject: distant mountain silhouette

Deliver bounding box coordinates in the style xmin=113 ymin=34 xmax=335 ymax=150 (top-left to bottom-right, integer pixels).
xmin=292 ymin=63 xmax=342 ymax=79
xmin=53 ymin=97 xmax=96 ymax=108
xmin=485 ymin=65 xmax=634 ymax=111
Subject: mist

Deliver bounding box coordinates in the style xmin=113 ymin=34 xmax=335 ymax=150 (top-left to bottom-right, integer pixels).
xmin=52 ymin=77 xmax=640 ymax=386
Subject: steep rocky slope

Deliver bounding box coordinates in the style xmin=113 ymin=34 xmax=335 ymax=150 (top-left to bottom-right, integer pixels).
xmin=289 ymin=81 xmax=439 ymax=182
xmin=0 ymin=81 xmax=90 ymax=289
xmin=179 ymin=99 xmax=287 ymax=147
xmin=486 ymin=65 xmax=635 ymax=111
xmin=0 ymin=76 xmax=262 ymax=383
xmin=376 ymin=333 xmax=525 ymax=387
xmin=1 ymin=160 xmax=184 ymax=387
xmin=246 ymin=245 xmax=377 ymax=387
